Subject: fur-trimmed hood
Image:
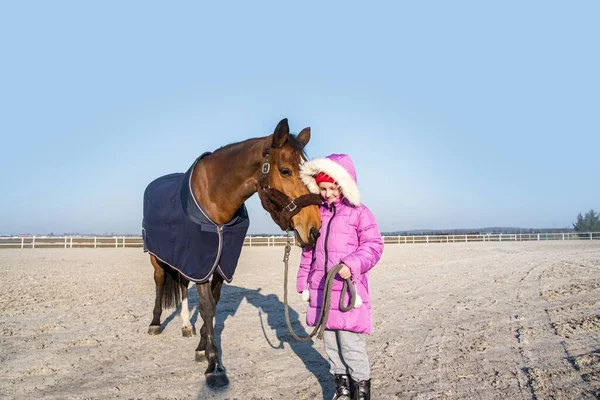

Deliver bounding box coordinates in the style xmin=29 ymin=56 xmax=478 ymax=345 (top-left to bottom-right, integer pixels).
xmin=300 ymin=153 xmax=360 ymax=206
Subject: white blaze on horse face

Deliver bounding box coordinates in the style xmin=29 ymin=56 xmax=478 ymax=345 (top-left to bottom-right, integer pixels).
xmin=181 ymin=297 xmax=191 ymax=330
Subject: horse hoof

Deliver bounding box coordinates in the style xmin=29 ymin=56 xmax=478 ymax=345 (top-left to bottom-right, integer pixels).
xmin=182 ymin=327 xmax=194 ymax=337
xmin=147 ymin=326 xmax=161 ymax=335
xmin=205 ymin=367 xmax=229 ymax=388
xmin=195 ymin=351 xmax=206 ymax=362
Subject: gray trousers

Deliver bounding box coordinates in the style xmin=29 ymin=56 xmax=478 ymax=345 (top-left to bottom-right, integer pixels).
xmin=323 ymin=330 xmax=370 ymax=381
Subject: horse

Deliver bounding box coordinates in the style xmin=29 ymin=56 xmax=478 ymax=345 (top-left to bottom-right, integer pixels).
xmin=142 ymin=118 xmax=322 ymax=386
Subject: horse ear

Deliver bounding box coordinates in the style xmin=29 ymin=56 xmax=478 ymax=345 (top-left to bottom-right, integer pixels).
xmin=297 ymin=127 xmax=311 ymax=148
xmin=272 ymin=118 xmax=289 ymax=148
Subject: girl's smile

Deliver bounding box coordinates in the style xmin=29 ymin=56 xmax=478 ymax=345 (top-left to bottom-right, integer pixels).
xmin=319 ymin=181 xmax=341 ymax=203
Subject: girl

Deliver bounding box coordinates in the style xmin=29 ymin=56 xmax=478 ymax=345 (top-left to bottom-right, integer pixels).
xmin=298 ymin=153 xmax=384 ymax=400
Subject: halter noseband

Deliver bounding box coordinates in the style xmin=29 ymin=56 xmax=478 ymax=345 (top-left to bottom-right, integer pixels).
xmin=258 ymin=150 xmax=322 ymax=231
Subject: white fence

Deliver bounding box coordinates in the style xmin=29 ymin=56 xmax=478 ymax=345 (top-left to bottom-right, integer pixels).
xmin=0 ymin=232 xmax=599 ymax=249
xmin=0 ymin=236 xmax=145 ymax=249
xmin=382 ymin=232 xmax=600 ymax=244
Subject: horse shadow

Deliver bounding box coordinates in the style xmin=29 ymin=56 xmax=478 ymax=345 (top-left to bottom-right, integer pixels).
xmin=182 ymin=283 xmax=333 ymax=399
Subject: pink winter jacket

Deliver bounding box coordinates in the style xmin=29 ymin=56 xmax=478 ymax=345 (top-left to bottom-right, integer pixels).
xmin=297 ymin=154 xmax=384 ymax=334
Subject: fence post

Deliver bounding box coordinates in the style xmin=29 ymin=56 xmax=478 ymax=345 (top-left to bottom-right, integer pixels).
xmin=426 ymin=235 xmax=429 ymax=244
xmin=32 ymin=236 xmax=35 ymax=249
xmin=591 ymin=232 xmax=593 ymax=241
xmin=115 ymin=237 xmax=118 ymax=248
xmin=465 ymin=235 xmax=468 ymax=242
xmin=64 ymin=237 xmax=67 ymax=249
xmin=537 ymin=233 xmax=540 ymax=241
xmin=70 ymin=237 xmax=73 ymax=248
xmin=94 ymin=237 xmax=97 ymax=248
xmin=123 ymin=237 xmax=126 ymax=248
xmin=21 ymin=237 xmax=24 ymax=249
xmin=249 ymin=236 xmax=252 ymax=246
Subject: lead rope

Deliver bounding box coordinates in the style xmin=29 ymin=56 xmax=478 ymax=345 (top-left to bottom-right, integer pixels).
xmin=283 ymin=234 xmax=357 ymax=341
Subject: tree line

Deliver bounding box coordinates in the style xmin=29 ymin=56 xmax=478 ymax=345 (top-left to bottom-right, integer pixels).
xmin=573 ymin=209 xmax=600 ymax=232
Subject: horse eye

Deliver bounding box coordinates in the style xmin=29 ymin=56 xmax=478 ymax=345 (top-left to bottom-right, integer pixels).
xmin=279 ymin=168 xmax=293 ymax=177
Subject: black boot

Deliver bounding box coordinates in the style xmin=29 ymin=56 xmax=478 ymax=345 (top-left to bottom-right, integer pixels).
xmin=333 ymin=374 xmax=352 ymax=399
xmin=352 ymin=378 xmax=371 ymax=400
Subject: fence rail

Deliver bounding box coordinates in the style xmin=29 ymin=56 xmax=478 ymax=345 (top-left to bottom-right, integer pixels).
xmin=1 ymin=232 xmax=599 ymax=249
xmin=382 ymin=232 xmax=600 ymax=244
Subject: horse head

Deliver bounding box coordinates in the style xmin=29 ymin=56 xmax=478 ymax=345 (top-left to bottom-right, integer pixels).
xmin=258 ymin=119 xmax=322 ymax=248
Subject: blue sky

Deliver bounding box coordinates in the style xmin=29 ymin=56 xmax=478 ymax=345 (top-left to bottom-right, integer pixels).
xmin=1 ymin=1 xmax=598 ymax=235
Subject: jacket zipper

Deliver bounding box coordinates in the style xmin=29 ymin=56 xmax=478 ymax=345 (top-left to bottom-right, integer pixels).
xmin=323 ymin=203 xmax=337 ymax=273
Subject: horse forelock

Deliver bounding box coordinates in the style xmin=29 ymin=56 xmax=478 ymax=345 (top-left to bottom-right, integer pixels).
xmin=288 ymin=134 xmax=308 ymax=160
xmin=273 ymin=135 xmax=307 ymax=167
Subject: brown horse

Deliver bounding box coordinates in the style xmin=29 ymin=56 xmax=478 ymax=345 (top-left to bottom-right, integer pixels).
xmin=145 ymin=118 xmax=321 ymax=386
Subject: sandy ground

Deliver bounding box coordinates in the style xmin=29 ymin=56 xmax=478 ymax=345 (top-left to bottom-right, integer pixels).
xmin=1 ymin=241 xmax=599 ymax=399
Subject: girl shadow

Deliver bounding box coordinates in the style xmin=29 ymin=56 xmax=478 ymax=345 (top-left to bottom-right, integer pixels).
xmin=189 ymin=284 xmax=333 ymax=399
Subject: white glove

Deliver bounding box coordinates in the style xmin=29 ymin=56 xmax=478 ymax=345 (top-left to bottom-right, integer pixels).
xmin=301 ymin=289 xmax=310 ymax=302
xmin=352 ymin=282 xmax=363 ymax=308
xmin=353 ymin=293 xmax=363 ymax=308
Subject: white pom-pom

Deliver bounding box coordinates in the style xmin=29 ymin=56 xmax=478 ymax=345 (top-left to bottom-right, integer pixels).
xmin=301 ymin=289 xmax=310 ymax=302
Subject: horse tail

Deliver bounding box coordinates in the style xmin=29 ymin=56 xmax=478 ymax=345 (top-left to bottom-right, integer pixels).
xmin=160 ymin=265 xmax=183 ymax=310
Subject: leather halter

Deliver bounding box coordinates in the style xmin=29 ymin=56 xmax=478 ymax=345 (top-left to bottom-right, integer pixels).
xmin=257 ymin=150 xmax=322 ymax=231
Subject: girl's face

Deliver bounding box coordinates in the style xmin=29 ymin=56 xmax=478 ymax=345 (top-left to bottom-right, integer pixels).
xmin=318 ymin=181 xmax=341 ymax=203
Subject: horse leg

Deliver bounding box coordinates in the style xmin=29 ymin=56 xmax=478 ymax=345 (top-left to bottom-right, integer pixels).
xmin=148 ymin=255 xmax=165 ymax=335
xmin=180 ymin=278 xmax=194 ymax=337
xmin=195 ymin=276 xmax=228 ymax=386
xmin=195 ymin=274 xmax=224 ymax=360
xmin=211 ymin=273 xmax=224 ymax=303
xmin=148 ymin=254 xmax=182 ymax=335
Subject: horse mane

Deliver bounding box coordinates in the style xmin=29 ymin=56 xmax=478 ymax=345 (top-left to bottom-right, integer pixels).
xmin=213 ymin=134 xmax=308 ymax=159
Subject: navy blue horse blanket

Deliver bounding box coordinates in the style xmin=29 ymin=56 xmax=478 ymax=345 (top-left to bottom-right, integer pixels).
xmin=142 ymin=154 xmax=250 ymax=283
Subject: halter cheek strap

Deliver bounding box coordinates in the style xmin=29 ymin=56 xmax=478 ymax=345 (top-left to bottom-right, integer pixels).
xmin=258 ymin=150 xmax=322 ymax=231
xmin=260 ymin=153 xmax=271 ymax=188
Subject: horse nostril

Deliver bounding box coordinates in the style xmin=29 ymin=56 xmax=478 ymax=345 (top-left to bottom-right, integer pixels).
xmin=310 ymin=227 xmax=320 ymax=244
